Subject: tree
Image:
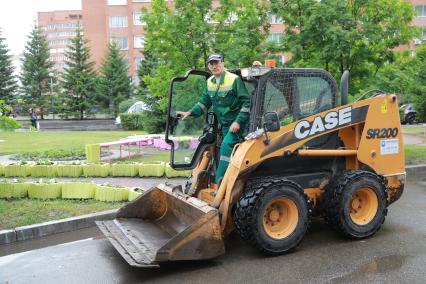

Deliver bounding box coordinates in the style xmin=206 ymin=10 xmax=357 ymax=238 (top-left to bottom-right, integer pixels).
xmin=270 ymin=0 xmax=418 ymax=94
xmin=62 ymin=25 xmax=97 ymax=119
xmin=410 ymin=46 xmax=426 ymax=121
xmin=213 ymin=0 xmax=270 ymax=68
xmin=140 ymin=0 xmax=271 ymax=132
xmin=98 ymin=42 xmax=132 ymax=116
xmin=361 ymin=51 xmax=415 ymax=101
xmin=0 ymin=29 xmax=17 ymax=102
xmin=20 ymin=23 xmax=52 ymax=116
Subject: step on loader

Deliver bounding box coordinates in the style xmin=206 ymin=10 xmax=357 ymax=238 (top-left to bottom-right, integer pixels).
xmin=97 ymin=67 xmax=405 ymax=267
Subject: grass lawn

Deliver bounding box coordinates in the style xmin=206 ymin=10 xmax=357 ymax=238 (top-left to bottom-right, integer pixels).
xmin=0 ymin=199 xmax=126 ymax=230
xmin=405 ymin=145 xmax=426 ymax=165
xmin=402 ymin=125 xmax=425 ymax=136
xmin=0 ymin=131 xmax=146 ymax=155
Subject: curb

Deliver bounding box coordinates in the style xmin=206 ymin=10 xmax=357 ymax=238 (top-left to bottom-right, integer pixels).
xmin=405 ymin=164 xmax=426 ymax=181
xmin=1 ymin=166 xmax=425 ymax=246
xmin=0 ymin=209 xmax=117 ymax=245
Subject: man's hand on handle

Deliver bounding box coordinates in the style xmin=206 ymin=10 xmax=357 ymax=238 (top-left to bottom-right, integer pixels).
xmin=176 ymin=111 xmax=191 ymax=119
xmin=230 ymin=121 xmax=240 ymax=133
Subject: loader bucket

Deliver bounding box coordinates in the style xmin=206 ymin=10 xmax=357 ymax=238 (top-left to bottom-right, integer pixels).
xmin=96 ymin=184 xmax=225 ymax=267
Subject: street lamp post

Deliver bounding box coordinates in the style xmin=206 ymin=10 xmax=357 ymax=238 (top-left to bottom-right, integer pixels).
xmin=49 ymin=72 xmax=54 ymax=120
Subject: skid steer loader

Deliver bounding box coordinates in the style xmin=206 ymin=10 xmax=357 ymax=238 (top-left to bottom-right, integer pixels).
xmin=97 ymin=67 xmax=405 ymax=267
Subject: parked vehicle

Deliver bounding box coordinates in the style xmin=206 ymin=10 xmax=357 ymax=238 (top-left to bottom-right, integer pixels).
xmin=115 ymin=101 xmax=148 ymax=127
xmin=400 ymin=103 xmax=417 ymax=124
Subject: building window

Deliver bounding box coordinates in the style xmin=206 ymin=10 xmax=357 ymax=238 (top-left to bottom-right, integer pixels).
xmin=268 ymin=14 xmax=283 ymax=24
xmin=108 ymin=0 xmax=127 ymax=5
xmin=110 ymin=37 xmax=129 ymax=50
xmin=109 ymin=16 xmax=128 ymax=28
xmin=135 ymin=57 xmax=143 ymax=68
xmin=415 ymin=5 xmax=426 ymax=17
xmin=268 ymin=33 xmax=283 ymax=43
xmin=134 ymin=36 xmax=146 ymax=48
xmin=133 ymin=12 xmax=146 ymax=26
xmin=47 ymin=31 xmax=78 ymax=38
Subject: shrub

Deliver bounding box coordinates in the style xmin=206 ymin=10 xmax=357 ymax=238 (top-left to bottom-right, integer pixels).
xmin=120 ymin=113 xmax=144 ymax=130
xmin=141 ymin=111 xmax=165 ymax=134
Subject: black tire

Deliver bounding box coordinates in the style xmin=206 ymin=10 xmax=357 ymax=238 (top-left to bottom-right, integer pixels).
xmin=407 ymin=114 xmax=416 ymax=125
xmin=324 ymin=170 xmax=387 ymax=239
xmin=234 ymin=178 xmax=311 ymax=256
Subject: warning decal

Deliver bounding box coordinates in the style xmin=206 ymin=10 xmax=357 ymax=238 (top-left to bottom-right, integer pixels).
xmin=380 ymin=139 xmax=399 ymax=155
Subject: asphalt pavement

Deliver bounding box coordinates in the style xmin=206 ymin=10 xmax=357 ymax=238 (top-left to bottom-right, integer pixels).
xmin=0 ymin=181 xmax=425 ymax=284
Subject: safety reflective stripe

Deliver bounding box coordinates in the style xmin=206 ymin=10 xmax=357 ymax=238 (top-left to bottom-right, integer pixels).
xmin=220 ymin=155 xmax=231 ymax=162
xmin=240 ymin=107 xmax=250 ymax=112
xmin=207 ymin=72 xmax=238 ymax=93
xmin=197 ymin=102 xmax=207 ymax=112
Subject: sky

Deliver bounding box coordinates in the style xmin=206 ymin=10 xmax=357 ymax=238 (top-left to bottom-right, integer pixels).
xmin=0 ymin=0 xmax=81 ymax=56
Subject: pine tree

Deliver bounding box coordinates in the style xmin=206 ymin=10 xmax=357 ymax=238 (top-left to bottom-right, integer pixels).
xmin=20 ymin=23 xmax=52 ymax=116
xmin=98 ymin=41 xmax=131 ymax=116
xmin=0 ymin=29 xmax=17 ymax=102
xmin=62 ymin=25 xmax=97 ymax=119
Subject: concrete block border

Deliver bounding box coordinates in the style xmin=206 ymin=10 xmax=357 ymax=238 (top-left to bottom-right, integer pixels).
xmin=0 ymin=209 xmax=117 ymax=245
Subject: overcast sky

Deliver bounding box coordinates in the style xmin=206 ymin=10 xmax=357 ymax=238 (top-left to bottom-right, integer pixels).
xmin=0 ymin=0 xmax=81 ymax=56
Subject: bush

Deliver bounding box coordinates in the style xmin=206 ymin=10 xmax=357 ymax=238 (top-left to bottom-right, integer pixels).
xmin=0 ymin=116 xmax=21 ymax=130
xmin=120 ymin=113 xmax=144 ymax=130
xmin=140 ymin=111 xmax=165 ymax=134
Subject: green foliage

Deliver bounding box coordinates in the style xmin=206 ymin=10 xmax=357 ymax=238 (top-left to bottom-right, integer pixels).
xmin=0 ymin=100 xmax=20 ymax=130
xmin=140 ymin=0 xmax=270 ymax=131
xmin=271 ymin=0 xmax=418 ymax=94
xmin=410 ymin=46 xmax=426 ymax=121
xmin=0 ymin=29 xmax=17 ymax=101
xmin=13 ymin=148 xmax=86 ymax=161
xmin=98 ymin=42 xmax=132 ymax=116
xmin=120 ymin=113 xmax=144 ymax=130
xmin=19 ymin=23 xmax=52 ymax=112
xmin=62 ymin=25 xmax=97 ymax=119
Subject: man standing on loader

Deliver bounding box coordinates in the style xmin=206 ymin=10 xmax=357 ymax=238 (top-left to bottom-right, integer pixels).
xmin=177 ymin=53 xmax=250 ymax=184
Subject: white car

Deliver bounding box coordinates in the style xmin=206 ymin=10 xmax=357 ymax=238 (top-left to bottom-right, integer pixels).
xmin=115 ymin=101 xmax=148 ymax=127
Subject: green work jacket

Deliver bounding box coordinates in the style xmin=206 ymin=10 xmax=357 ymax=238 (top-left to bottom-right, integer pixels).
xmin=189 ymin=71 xmax=250 ymax=127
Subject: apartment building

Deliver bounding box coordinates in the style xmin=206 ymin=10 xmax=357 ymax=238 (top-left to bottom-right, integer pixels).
xmin=38 ymin=0 xmax=425 ymax=80
xmin=38 ymin=10 xmax=83 ymax=73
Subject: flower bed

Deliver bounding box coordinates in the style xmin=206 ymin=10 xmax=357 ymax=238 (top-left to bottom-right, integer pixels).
xmin=30 ymin=160 xmax=57 ymax=178
xmin=95 ymin=184 xmax=129 ymax=202
xmin=4 ymin=162 xmax=32 ymax=177
xmin=138 ymin=161 xmax=165 ymax=177
xmin=28 ymin=179 xmax=62 ymax=199
xmin=82 ymin=162 xmax=110 ymax=177
xmin=128 ymin=187 xmax=144 ymax=201
xmin=165 ymin=163 xmax=192 ymax=178
xmin=111 ymin=163 xmax=139 ymax=177
xmin=62 ymin=182 xmax=96 ymax=199
xmin=57 ymin=163 xmax=83 ymax=178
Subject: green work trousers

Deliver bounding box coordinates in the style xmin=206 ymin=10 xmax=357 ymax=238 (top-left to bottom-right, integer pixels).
xmin=215 ymin=126 xmax=242 ymax=184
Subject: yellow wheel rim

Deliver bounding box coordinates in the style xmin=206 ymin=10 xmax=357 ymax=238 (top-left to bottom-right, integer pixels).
xmin=349 ymin=187 xmax=378 ymax=225
xmin=263 ymin=197 xmax=299 ymax=239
